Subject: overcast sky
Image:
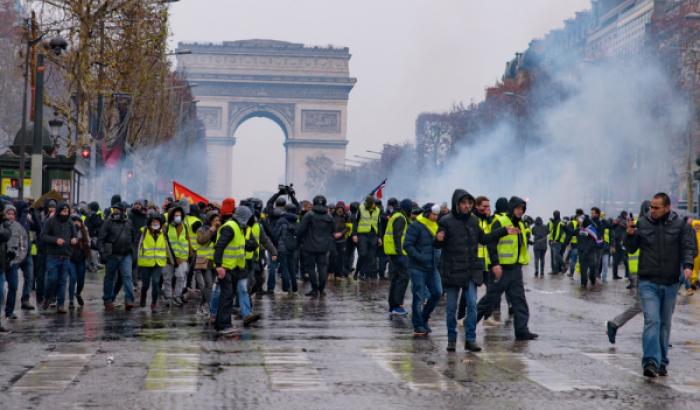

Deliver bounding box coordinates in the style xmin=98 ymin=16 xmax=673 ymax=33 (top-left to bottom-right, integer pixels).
xmin=169 ymin=0 xmax=591 ymax=197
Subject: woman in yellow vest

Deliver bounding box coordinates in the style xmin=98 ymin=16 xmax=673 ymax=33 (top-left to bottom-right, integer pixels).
xmin=137 ymin=214 xmax=172 ymax=312
xmin=195 ymin=211 xmax=221 ymax=314
xmin=163 ymin=206 xmax=191 ymax=307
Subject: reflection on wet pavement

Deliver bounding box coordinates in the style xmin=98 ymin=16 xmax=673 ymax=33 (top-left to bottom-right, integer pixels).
xmin=363 ymin=346 xmax=458 ymax=391
xmin=13 ymin=353 xmax=92 ymax=392
xmin=263 ymin=349 xmax=325 ymax=391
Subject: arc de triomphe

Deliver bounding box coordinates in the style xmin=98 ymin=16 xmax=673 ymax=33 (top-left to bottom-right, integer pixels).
xmin=176 ymin=39 xmax=356 ymax=200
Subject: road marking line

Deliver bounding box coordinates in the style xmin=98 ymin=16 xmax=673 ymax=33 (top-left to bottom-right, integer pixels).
xmin=144 ymin=352 xmax=199 ymax=392
xmin=584 ymin=353 xmax=700 ymax=393
xmin=13 ymin=353 xmax=92 ymax=392
xmin=263 ymin=350 xmax=325 ymax=391
xmin=364 ymin=348 xmax=457 ymax=391
xmin=480 ymin=353 xmax=601 ymax=392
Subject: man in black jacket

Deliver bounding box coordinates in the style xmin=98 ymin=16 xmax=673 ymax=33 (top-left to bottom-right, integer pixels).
xmin=436 ymin=189 xmax=511 ymax=352
xmin=297 ymin=195 xmax=334 ymax=297
xmin=40 ymin=202 xmax=77 ymax=313
xmin=624 ymin=192 xmax=696 ymax=378
xmin=0 ymin=204 xmax=13 ymax=332
xmin=385 ymin=199 xmax=412 ymax=315
xmin=98 ymin=202 xmax=137 ymax=311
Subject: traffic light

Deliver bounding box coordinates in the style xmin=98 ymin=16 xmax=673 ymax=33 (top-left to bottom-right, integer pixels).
xmin=81 ymin=146 xmax=90 ymax=159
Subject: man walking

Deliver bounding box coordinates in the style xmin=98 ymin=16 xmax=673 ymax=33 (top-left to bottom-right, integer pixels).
xmin=624 ymin=193 xmax=695 ymax=377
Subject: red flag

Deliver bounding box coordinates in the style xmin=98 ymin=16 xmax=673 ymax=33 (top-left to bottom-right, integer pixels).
xmin=173 ymin=181 xmax=209 ymax=205
xmin=369 ymin=179 xmax=387 ymax=200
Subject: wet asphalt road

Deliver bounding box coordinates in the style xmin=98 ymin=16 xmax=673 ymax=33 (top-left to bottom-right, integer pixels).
xmin=1 ymin=262 xmax=700 ymax=410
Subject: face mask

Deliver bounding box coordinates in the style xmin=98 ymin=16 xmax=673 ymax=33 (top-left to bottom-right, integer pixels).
xmin=173 ymin=216 xmax=182 ymax=225
xmin=112 ymin=213 xmax=122 ymax=221
xmin=151 ymin=224 xmax=161 ymax=231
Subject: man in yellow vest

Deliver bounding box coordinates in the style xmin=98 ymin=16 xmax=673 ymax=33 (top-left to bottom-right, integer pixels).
xmin=162 ymin=205 xmax=191 ymax=307
xmin=477 ymin=196 xmax=538 ymax=341
xmin=547 ymin=210 xmax=566 ymax=274
xmin=195 ymin=211 xmax=221 ymax=314
xmin=384 ymin=198 xmax=413 ymax=316
xmin=352 ymin=196 xmax=382 ymax=280
xmin=137 ymin=213 xmax=171 ymax=312
xmin=214 ymin=204 xmax=260 ymax=334
xmin=565 ymin=209 xmax=584 ymax=277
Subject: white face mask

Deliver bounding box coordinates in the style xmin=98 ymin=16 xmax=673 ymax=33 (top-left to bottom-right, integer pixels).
xmin=151 ymin=224 xmax=161 ymax=231
xmin=173 ymin=216 xmax=182 ymax=225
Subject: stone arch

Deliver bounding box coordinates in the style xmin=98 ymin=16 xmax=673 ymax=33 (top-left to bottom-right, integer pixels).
xmin=228 ymin=103 xmax=295 ymax=140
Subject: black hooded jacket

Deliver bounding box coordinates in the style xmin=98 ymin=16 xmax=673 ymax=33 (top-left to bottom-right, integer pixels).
xmin=435 ymin=189 xmax=507 ymax=287
xmin=40 ymin=203 xmax=78 ymax=257
xmin=297 ymin=204 xmax=334 ymax=253
xmin=487 ymin=196 xmax=526 ymax=268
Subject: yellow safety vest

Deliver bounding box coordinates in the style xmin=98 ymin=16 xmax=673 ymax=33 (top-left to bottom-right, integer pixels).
xmin=245 ymin=223 xmax=261 ymax=261
xmin=357 ymin=204 xmax=380 ymax=234
xmin=345 ymin=222 xmax=353 ymax=239
xmin=217 ymin=220 xmax=245 ymax=270
xmin=603 ymin=228 xmax=610 ymax=245
xmin=628 ymin=219 xmax=639 ymax=275
xmin=197 ymin=228 xmax=215 ymax=261
xmin=80 ymin=214 xmax=87 ymax=222
xmin=383 ymin=212 xmax=408 ymax=256
xmin=185 ymin=215 xmax=202 ymax=252
xmin=138 ymin=230 xmax=167 ymax=268
xmin=496 ymin=214 xmax=530 ymax=265
xmin=167 ymin=224 xmax=189 ymax=260
xmin=547 ymin=220 xmax=566 ymax=243
xmin=570 ymin=221 xmax=579 ymax=244
xmin=478 ymin=217 xmax=492 ymax=269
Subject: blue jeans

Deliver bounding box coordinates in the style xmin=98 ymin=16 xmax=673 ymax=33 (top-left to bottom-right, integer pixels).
xmin=445 ymin=282 xmax=477 ymax=342
xmin=237 ymin=277 xmax=251 ymax=318
xmin=0 ymin=271 xmax=5 ymax=315
xmin=638 ymin=280 xmax=679 ymax=368
xmin=45 ymin=256 xmax=70 ymax=307
xmin=601 ymin=252 xmax=610 ymax=281
xmin=68 ymin=260 xmax=86 ymax=304
xmin=409 ymin=267 xmax=442 ymax=330
xmin=5 ymin=265 xmax=19 ymax=315
xmin=278 ymin=252 xmax=298 ymax=292
xmin=20 ymin=256 xmax=33 ymax=304
xmin=266 ymin=256 xmax=279 ymax=292
xmin=568 ymin=247 xmax=578 ymax=275
xmin=210 ymin=283 xmax=220 ymax=316
xmin=103 ymin=254 xmax=134 ymax=304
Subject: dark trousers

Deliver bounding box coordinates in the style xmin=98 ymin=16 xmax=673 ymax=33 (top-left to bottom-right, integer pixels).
xmin=214 ymin=269 xmax=243 ymax=330
xmin=330 ymin=241 xmax=346 ymax=277
xmin=388 ymin=255 xmax=409 ymax=309
xmin=357 ymin=232 xmax=378 ymax=278
xmin=345 ymin=239 xmax=356 ymax=273
xmin=140 ymin=266 xmax=162 ymax=305
xmin=34 ymin=254 xmax=46 ymax=305
xmin=305 ymin=251 xmax=328 ymax=292
xmin=278 ymin=252 xmax=298 ymax=292
xmin=612 ymin=250 xmax=628 ymax=278
xmin=477 ymin=266 xmax=530 ymax=337
xmin=579 ymin=251 xmax=598 ymax=286
xmin=534 ymin=249 xmax=546 ymax=274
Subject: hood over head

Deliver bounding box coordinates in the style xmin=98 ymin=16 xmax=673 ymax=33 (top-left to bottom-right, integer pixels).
xmin=450 ymin=189 xmax=474 ymax=217
xmin=233 ymin=205 xmax=253 ymax=226
xmin=110 ymin=194 xmax=122 ymax=206
xmin=639 ymin=200 xmax=651 ymax=217
xmin=495 ymin=197 xmax=509 ymax=214
xmin=508 ymin=196 xmax=527 ymax=214
xmin=399 ymin=198 xmax=413 ymax=214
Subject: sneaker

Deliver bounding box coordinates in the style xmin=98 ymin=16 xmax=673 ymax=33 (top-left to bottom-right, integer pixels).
xmin=217 ymin=327 xmax=236 ymax=336
xmin=56 ymin=306 xmax=67 ymax=314
xmin=658 ymin=365 xmax=668 ymax=377
xmin=394 ymin=307 xmax=408 ymax=317
xmin=125 ymin=303 xmax=134 ymax=311
xmin=606 ymin=321 xmax=618 ymax=344
xmin=41 ymin=300 xmax=50 ymax=310
xmin=507 ymin=305 xmax=513 ymax=316
xmin=305 ymin=290 xmax=318 ymax=298
xmin=243 ymin=313 xmax=261 ymax=327
xmin=69 ymin=302 xmax=75 ymax=310
xmin=446 ymin=340 xmax=456 ymax=352
xmin=319 ymin=291 xmax=327 ymax=298
xmin=104 ymin=302 xmax=115 ymax=311
xmin=413 ymin=327 xmax=428 ymax=337
xmin=390 ymin=307 xmax=403 ymax=316
xmin=5 ymin=314 xmax=17 ymax=320
xmin=76 ymin=295 xmax=84 ymax=306
xmin=643 ymin=362 xmax=658 ymax=378
xmin=21 ymin=303 xmax=35 ymax=311
xmin=464 ymin=341 xmax=482 ymax=352
xmin=515 ymin=332 xmax=539 ymax=341
xmin=483 ymin=318 xmax=501 ymax=327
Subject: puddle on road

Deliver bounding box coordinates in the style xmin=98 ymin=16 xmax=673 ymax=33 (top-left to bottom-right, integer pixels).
xmin=263 ymin=349 xmax=326 ymax=391
xmin=144 ymin=346 xmax=200 ymax=393
xmin=479 ymin=352 xmax=601 ymax=392
xmin=13 ymin=353 xmax=92 ymax=392
xmin=363 ymin=347 xmax=458 ymax=391
xmin=584 ymin=352 xmax=700 ymax=394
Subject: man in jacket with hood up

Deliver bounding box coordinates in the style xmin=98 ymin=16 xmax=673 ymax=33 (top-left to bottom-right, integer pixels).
xmin=624 ymin=193 xmax=696 ymax=377
xmin=98 ymin=201 xmax=136 ymax=311
xmin=385 ymin=199 xmax=413 ymax=315
xmin=477 ymin=196 xmax=538 ymax=341
xmin=40 ymin=202 xmax=78 ymax=313
xmin=214 ymin=205 xmax=260 ymax=334
xmin=436 ymin=190 xmax=512 ymax=352
xmin=297 ymin=195 xmax=334 ymax=297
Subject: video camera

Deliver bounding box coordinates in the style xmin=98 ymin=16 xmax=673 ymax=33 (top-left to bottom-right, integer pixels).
xmin=278 ymin=183 xmax=295 ymax=197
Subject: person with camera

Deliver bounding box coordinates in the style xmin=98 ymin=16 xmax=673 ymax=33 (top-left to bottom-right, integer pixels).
xmin=98 ymin=201 xmax=137 ymax=311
